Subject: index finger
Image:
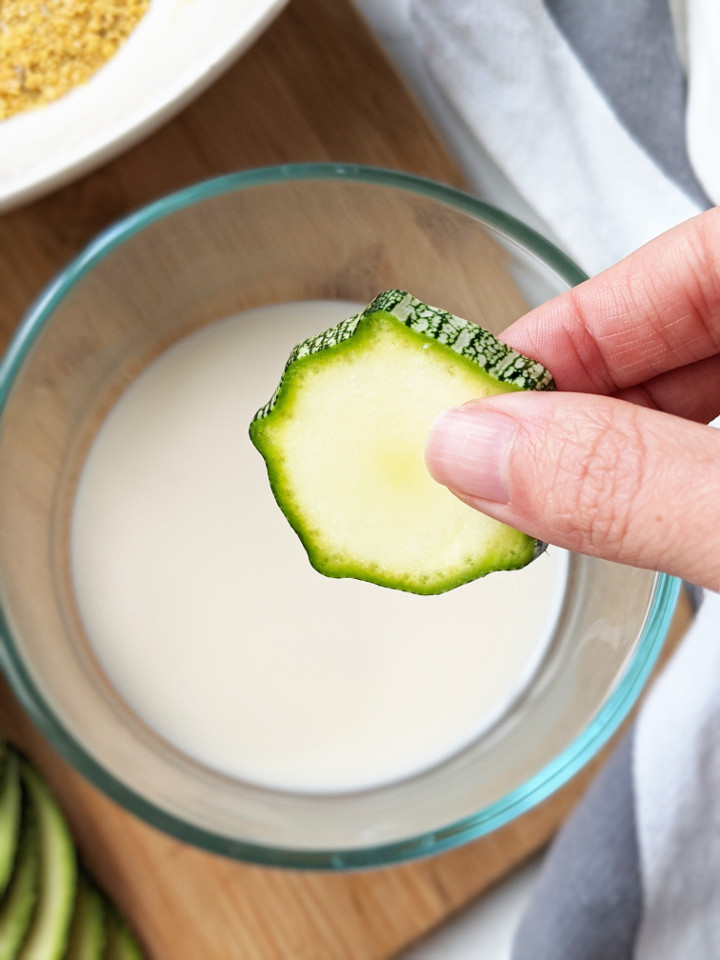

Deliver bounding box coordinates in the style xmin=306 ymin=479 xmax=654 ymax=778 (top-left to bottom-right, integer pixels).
xmin=503 ymin=207 xmax=720 ymax=394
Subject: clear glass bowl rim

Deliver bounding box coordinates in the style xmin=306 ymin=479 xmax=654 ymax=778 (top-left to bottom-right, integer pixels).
xmin=0 ymin=163 xmax=681 ymax=869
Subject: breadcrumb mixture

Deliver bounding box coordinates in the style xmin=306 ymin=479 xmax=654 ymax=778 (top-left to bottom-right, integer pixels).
xmin=0 ymin=0 xmax=150 ymax=120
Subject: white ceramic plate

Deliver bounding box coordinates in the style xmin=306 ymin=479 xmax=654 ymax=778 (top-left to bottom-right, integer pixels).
xmin=0 ymin=0 xmax=287 ymax=212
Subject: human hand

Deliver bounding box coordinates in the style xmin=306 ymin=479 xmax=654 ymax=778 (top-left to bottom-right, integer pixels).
xmin=425 ymin=208 xmax=720 ymax=590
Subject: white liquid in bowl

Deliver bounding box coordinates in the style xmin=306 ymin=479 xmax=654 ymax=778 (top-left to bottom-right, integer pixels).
xmin=71 ymin=301 xmax=567 ymax=794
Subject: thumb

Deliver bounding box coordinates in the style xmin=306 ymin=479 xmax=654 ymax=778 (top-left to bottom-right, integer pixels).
xmin=425 ymin=392 xmax=720 ymax=591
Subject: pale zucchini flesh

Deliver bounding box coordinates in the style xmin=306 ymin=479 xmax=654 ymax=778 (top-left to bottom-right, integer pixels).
xmin=0 ymin=787 xmax=39 ymax=960
xmin=0 ymin=746 xmax=145 ymax=960
xmin=17 ymin=762 xmax=77 ymax=960
xmin=251 ymin=290 xmax=553 ymax=595
xmin=65 ymin=875 xmax=106 ymax=960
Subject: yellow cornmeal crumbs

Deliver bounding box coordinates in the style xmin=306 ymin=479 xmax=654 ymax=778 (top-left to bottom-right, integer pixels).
xmin=0 ymin=0 xmax=150 ymax=121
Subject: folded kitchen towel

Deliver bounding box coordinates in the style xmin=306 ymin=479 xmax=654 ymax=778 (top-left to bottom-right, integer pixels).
xmin=511 ymin=588 xmax=720 ymax=960
xmin=411 ymin=0 xmax=716 ymax=275
xmin=410 ymin=2 xmax=720 ymax=957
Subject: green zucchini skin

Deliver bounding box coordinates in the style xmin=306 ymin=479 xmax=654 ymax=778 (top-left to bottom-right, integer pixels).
xmin=0 ymin=781 xmax=39 ymax=960
xmin=17 ymin=761 xmax=77 ymax=960
xmin=65 ymin=874 xmax=106 ymax=960
xmin=0 ymin=745 xmax=146 ymax=960
xmin=251 ymin=291 xmax=553 ymax=595
xmin=0 ymin=749 xmax=22 ymax=900
xmin=103 ymin=910 xmax=144 ymax=960
xmin=253 ymin=290 xmax=554 ymax=424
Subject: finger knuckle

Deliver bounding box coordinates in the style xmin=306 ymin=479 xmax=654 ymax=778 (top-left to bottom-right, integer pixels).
xmin=544 ymin=405 xmax=646 ymax=555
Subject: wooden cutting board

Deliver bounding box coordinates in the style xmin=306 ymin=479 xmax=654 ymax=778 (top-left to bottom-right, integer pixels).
xmin=0 ymin=1 xmax=691 ymax=956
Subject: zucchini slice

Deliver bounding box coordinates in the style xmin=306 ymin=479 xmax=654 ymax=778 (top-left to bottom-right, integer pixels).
xmin=103 ymin=910 xmax=143 ymax=960
xmin=0 ymin=790 xmax=40 ymax=960
xmin=17 ymin=762 xmax=76 ymax=960
xmin=250 ymin=290 xmax=554 ymax=595
xmin=65 ymin=875 xmax=106 ymax=960
xmin=0 ymin=749 xmax=22 ymax=899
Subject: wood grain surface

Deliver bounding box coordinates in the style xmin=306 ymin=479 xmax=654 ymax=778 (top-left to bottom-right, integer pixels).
xmin=0 ymin=1 xmax=690 ymax=957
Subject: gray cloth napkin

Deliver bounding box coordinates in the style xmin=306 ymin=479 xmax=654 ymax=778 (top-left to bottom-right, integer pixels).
xmin=513 ymin=731 xmax=642 ymax=958
xmin=410 ymin=2 xmax=720 ymax=957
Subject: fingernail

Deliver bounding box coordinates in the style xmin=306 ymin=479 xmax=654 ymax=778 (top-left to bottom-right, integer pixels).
xmin=425 ymin=405 xmax=516 ymax=503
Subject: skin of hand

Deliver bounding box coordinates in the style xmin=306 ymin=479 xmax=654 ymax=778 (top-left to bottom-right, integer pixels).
xmin=425 ymin=207 xmax=720 ymax=591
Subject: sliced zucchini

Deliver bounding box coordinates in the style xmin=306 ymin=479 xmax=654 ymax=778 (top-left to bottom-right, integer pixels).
xmin=250 ymin=290 xmax=553 ymax=595
xmin=65 ymin=875 xmax=105 ymax=960
xmin=17 ymin=762 xmax=76 ymax=960
xmin=103 ymin=910 xmax=143 ymax=960
xmin=0 ymin=795 xmax=40 ymax=960
xmin=0 ymin=749 xmax=22 ymax=898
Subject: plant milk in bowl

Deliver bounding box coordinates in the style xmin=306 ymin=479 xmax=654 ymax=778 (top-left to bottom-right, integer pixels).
xmin=71 ymin=299 xmax=568 ymax=794
xmin=1 ymin=169 xmax=670 ymax=866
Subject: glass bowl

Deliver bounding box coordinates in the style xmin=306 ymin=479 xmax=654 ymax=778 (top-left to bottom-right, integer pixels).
xmin=0 ymin=165 xmax=679 ymax=868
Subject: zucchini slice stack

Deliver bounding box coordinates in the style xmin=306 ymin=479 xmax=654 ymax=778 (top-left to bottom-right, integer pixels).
xmin=0 ymin=747 xmax=144 ymax=959
xmin=251 ymin=290 xmax=554 ymax=595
